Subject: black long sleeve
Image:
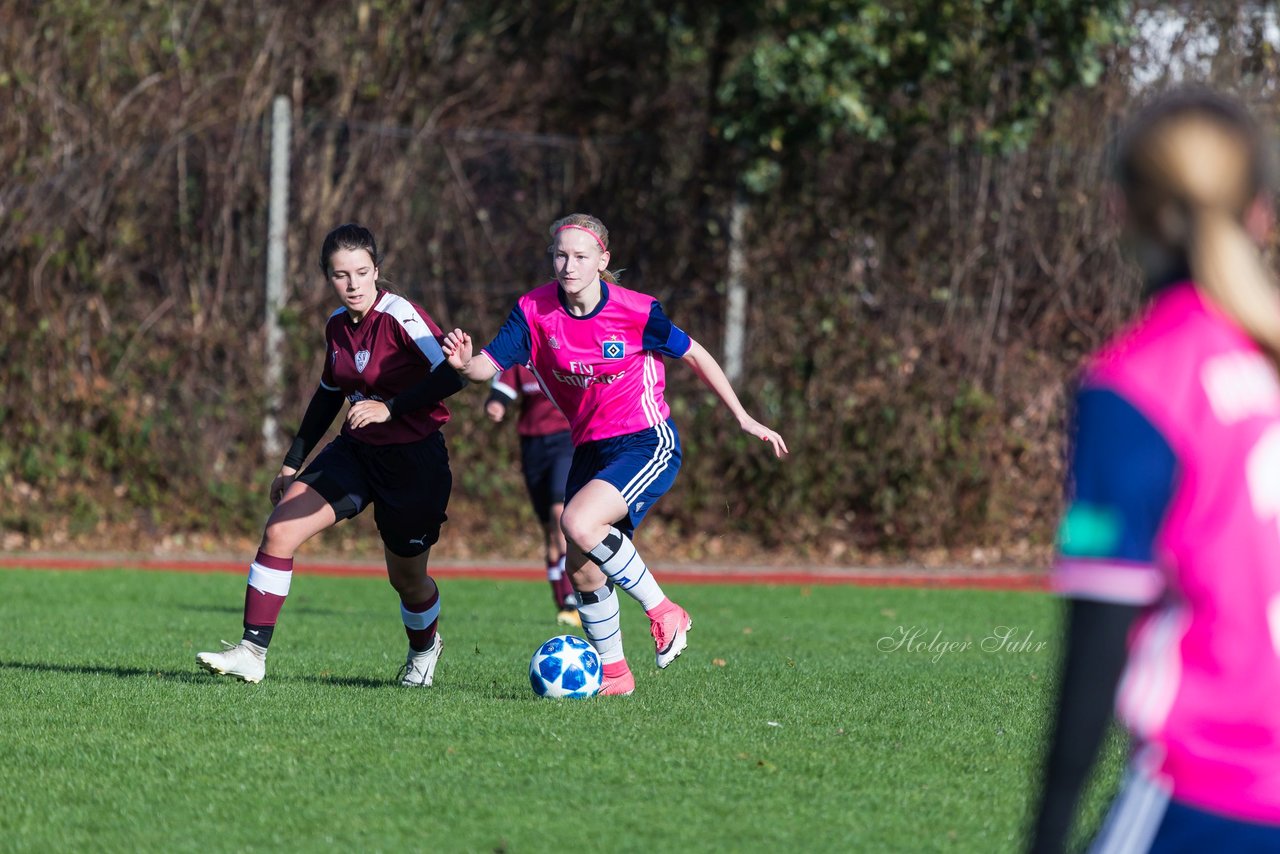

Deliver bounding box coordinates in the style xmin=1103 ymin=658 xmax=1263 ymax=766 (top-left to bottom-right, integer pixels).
xmin=282 ymin=384 xmax=345 ymax=470
xmin=1027 ymin=598 xmax=1142 ymax=854
xmin=385 ymin=363 xmax=466 ymax=419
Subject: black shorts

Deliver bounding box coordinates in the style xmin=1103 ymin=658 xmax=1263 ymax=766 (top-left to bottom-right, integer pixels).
xmin=520 ymin=430 xmax=573 ymax=523
xmin=297 ymin=432 xmax=451 ymax=557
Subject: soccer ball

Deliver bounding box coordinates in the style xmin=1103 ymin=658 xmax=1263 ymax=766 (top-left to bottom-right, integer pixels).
xmin=529 ymin=634 xmax=602 ymax=699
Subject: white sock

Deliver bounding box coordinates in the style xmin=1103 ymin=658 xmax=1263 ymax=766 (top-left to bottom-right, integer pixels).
xmin=578 ymin=584 xmax=624 ymax=664
xmin=587 ymin=527 xmax=665 ymax=611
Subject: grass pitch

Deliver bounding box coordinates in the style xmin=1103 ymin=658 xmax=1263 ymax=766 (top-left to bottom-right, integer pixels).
xmin=0 ymin=567 xmax=1124 ymax=852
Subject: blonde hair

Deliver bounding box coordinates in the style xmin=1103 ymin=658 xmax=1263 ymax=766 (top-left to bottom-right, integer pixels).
xmin=1118 ymin=89 xmax=1280 ymax=357
xmin=548 ymin=213 xmax=621 ymax=284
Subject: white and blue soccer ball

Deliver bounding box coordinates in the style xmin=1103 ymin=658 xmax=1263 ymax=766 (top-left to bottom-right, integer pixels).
xmin=529 ymin=634 xmax=602 ymax=699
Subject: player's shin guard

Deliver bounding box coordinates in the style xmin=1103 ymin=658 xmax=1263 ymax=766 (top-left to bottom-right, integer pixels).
xmin=243 ymin=550 xmax=292 ymax=649
xmin=586 ymin=527 xmax=664 ymax=611
xmin=401 ymin=586 xmax=440 ymax=653
xmin=578 ymin=582 xmax=624 ymax=664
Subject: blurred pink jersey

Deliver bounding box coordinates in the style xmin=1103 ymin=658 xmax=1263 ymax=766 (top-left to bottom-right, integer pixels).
xmin=1054 ymin=282 xmax=1280 ymax=823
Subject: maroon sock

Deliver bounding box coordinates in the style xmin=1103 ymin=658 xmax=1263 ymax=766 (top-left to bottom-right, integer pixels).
xmin=554 ymin=572 xmax=577 ymax=609
xmin=402 ymin=587 xmax=440 ymax=652
xmin=242 ymin=550 xmax=292 ymax=648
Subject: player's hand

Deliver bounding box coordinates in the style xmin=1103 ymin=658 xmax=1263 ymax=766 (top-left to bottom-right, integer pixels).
xmin=347 ymin=399 xmax=391 ymax=430
xmin=270 ymin=467 xmax=298 ymax=506
xmin=442 ymin=328 xmax=473 ymax=372
xmin=739 ymin=415 xmax=789 ymax=458
xmin=485 ymin=400 xmax=506 ymax=422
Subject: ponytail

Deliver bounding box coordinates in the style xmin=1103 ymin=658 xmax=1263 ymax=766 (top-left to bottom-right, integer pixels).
xmin=1192 ymin=209 xmax=1280 ymax=356
xmin=1119 ymin=90 xmax=1280 ymax=360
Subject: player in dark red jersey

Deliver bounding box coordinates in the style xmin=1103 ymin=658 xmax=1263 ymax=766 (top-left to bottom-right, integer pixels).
xmin=196 ymin=223 xmax=465 ymax=687
xmin=486 ymin=363 xmax=580 ymax=626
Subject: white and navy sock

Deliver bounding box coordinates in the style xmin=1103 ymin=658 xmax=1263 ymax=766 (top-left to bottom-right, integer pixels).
xmin=578 ymin=582 xmax=624 ymax=664
xmin=586 ymin=527 xmax=664 ymax=611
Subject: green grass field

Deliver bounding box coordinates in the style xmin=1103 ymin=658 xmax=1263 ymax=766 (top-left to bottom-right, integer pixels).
xmin=0 ymin=567 xmax=1125 ymax=852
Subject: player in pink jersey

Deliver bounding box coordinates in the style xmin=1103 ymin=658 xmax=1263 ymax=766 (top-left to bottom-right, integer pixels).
xmin=486 ymin=363 xmax=581 ymax=626
xmin=1029 ymin=91 xmax=1280 ymax=852
xmin=196 ymin=224 xmax=465 ymax=688
xmin=444 ymin=213 xmax=788 ymax=696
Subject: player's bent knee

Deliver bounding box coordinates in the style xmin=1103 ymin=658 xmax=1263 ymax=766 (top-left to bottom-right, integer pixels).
xmin=559 ymin=512 xmax=603 ymax=553
xmin=260 ymin=523 xmax=309 ymax=557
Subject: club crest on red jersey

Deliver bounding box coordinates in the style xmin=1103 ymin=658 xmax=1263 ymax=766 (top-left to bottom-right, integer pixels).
xmin=355 ymin=349 xmax=371 ymax=373
xmin=548 ymin=336 xmax=561 ymax=350
xmin=602 ymin=337 xmax=625 ymax=360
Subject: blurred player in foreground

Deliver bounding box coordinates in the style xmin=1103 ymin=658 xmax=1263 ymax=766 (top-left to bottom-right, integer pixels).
xmin=485 ymin=363 xmax=581 ymax=627
xmin=196 ymin=224 xmax=464 ymax=687
xmin=1029 ymin=89 xmax=1280 ymax=852
xmin=443 ymin=213 xmax=788 ymax=695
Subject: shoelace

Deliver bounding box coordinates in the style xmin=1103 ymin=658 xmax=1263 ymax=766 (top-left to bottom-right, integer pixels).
xmin=213 ymin=640 xmax=264 ymax=661
xmin=399 ymin=650 xmax=430 ymax=685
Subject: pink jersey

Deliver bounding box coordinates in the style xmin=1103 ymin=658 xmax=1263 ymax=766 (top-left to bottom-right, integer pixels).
xmin=320 ymin=290 xmax=451 ymax=444
xmin=1054 ymin=282 xmax=1280 ymax=823
xmin=479 ymin=280 xmax=692 ymax=445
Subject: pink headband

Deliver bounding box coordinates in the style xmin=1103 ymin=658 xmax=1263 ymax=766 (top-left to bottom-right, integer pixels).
xmin=555 ymin=223 xmax=607 ymax=251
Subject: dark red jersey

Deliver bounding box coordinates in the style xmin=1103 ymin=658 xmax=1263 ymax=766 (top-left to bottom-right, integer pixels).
xmin=490 ymin=364 xmax=571 ymax=437
xmin=320 ymin=291 xmax=451 ymax=444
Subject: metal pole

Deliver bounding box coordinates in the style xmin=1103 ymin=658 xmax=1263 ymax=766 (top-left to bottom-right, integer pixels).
xmin=263 ymin=94 xmax=290 ymax=459
xmin=724 ymin=193 xmax=748 ymax=385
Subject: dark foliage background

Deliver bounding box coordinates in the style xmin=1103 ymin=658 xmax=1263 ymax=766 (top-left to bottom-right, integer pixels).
xmin=2 ymin=1 xmax=1275 ymax=565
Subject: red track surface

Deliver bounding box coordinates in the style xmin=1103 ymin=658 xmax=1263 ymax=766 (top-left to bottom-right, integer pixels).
xmin=0 ymin=555 xmax=1048 ymax=591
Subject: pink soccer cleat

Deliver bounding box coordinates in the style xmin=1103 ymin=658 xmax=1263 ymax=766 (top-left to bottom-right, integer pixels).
xmin=598 ymin=660 xmax=635 ymax=696
xmin=647 ymin=600 xmax=692 ymax=669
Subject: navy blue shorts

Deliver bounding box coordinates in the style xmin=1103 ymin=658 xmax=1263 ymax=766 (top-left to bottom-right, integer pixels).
xmin=564 ymin=419 xmax=682 ymax=536
xmin=520 ymin=430 xmax=573 ymax=523
xmin=1091 ymin=768 xmax=1280 ymax=853
xmin=296 ymin=432 xmax=451 ymax=557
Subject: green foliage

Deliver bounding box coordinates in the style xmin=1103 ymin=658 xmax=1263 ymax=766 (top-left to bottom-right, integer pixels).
xmin=716 ymin=0 xmax=1130 ymax=191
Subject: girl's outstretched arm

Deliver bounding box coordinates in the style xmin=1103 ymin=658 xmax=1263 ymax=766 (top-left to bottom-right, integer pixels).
xmin=441 ymin=328 xmax=499 ymax=384
xmin=681 ymin=338 xmax=788 ymax=458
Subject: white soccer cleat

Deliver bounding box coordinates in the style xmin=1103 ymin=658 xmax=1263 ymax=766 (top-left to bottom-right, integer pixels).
xmin=398 ymin=633 xmax=443 ymax=687
xmin=649 ymin=603 xmax=692 ymax=669
xmin=196 ymin=640 xmax=267 ymax=683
